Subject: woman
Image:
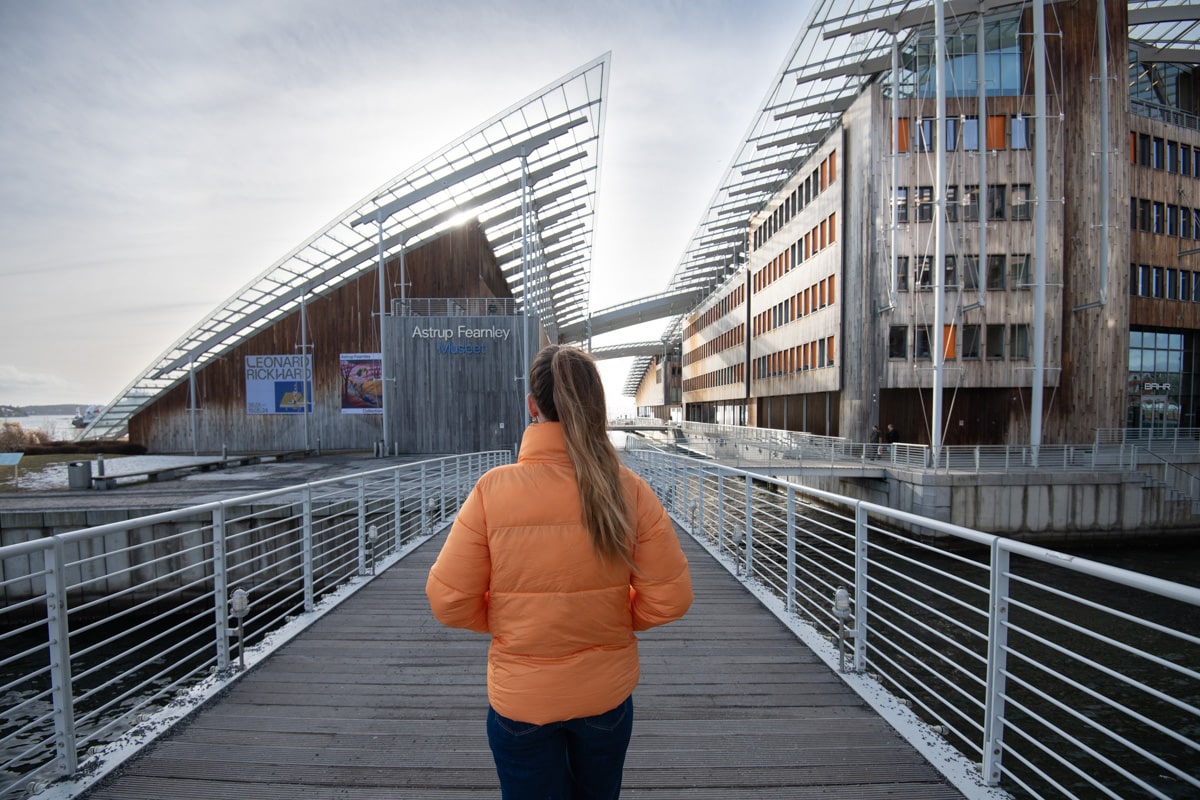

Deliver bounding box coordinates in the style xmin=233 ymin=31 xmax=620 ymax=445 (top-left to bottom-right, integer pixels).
xmin=426 ymin=344 xmax=693 ymax=799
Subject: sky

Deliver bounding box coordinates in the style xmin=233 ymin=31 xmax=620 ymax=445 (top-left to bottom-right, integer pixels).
xmin=0 ymin=0 xmax=814 ymax=415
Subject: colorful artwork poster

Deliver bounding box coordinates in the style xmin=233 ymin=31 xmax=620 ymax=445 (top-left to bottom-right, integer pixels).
xmin=245 ymin=355 xmax=313 ymax=415
xmin=340 ymin=353 xmax=383 ymax=414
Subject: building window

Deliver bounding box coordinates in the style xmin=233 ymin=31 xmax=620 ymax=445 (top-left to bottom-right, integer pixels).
xmin=963 ymin=116 xmax=979 ymax=150
xmin=1011 ymin=184 xmax=1031 ymax=221
xmin=1182 ymin=208 xmax=1193 ymax=240
xmin=945 ymin=255 xmax=958 ymax=288
xmin=1153 ymin=202 xmax=1165 ymax=234
xmin=987 ymin=184 xmax=1007 ymax=221
xmin=946 ymin=185 xmax=959 ymax=222
xmin=1138 ymin=198 xmax=1151 ymax=231
xmin=986 ymin=115 xmax=1007 ymax=150
xmin=915 ymin=326 xmax=932 ymax=360
xmin=917 ymin=186 xmax=934 ymax=222
xmin=1153 ymin=137 xmax=1165 ymax=169
xmin=894 ymin=187 xmax=909 ymax=223
xmin=889 ymin=326 xmax=908 ymax=359
xmin=1153 ymin=266 xmax=1165 ymax=298
xmin=1183 ymin=144 xmax=1193 ymax=177
xmin=1168 ymin=205 xmax=1179 ymax=237
xmin=1139 ymin=264 xmax=1152 ymax=297
xmin=896 ymin=256 xmax=909 ymax=292
xmin=945 ymin=118 xmax=958 ymax=151
xmin=1138 ymin=133 xmax=1151 ymax=166
xmin=1181 ymin=270 xmax=1191 ymax=302
xmin=964 ymin=255 xmax=980 ymax=291
xmin=1011 ymin=115 xmax=1029 ymax=149
xmin=964 ymin=185 xmax=980 ymax=222
xmin=962 ymin=324 xmax=981 ymax=359
xmin=987 ymin=255 xmax=1006 ymax=290
xmin=986 ymin=324 xmax=1006 ymax=359
xmin=1167 ymin=268 xmax=1178 ymax=300
xmin=1011 ymin=254 xmax=1031 ymax=290
xmin=916 ymin=256 xmax=933 ymax=290
xmin=918 ymin=118 xmax=936 ymax=152
xmin=1010 ymin=325 xmax=1030 ymax=359
xmin=1168 ymin=141 xmax=1179 ymax=173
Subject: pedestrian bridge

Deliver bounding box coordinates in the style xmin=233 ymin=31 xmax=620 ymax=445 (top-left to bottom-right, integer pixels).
xmin=2 ymin=451 xmax=1196 ymax=800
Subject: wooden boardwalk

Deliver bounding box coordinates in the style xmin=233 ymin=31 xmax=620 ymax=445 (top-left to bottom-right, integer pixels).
xmin=83 ymin=529 xmax=965 ymax=799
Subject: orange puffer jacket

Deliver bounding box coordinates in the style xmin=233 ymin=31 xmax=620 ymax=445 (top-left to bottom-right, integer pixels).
xmin=425 ymin=422 xmax=693 ymax=725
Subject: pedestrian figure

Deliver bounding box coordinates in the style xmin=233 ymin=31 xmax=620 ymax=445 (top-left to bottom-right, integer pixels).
xmin=426 ymin=344 xmax=694 ymax=799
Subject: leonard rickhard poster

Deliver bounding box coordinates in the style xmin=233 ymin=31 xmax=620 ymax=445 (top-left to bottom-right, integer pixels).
xmin=245 ymin=354 xmax=312 ymax=414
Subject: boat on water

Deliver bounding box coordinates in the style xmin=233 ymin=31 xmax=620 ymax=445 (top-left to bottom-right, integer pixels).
xmin=71 ymin=405 xmax=104 ymax=428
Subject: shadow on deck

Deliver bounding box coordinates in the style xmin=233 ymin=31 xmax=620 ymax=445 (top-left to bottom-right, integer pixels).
xmin=81 ymin=530 xmax=965 ymax=799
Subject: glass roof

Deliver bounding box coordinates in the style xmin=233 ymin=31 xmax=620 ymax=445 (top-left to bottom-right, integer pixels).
xmin=83 ymin=54 xmax=609 ymax=440
xmin=624 ymin=0 xmax=1199 ymax=396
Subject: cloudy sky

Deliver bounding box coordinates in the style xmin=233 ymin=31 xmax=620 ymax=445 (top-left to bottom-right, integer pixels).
xmin=0 ymin=0 xmax=813 ymax=412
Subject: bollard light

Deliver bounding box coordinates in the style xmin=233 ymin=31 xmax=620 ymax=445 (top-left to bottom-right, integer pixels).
xmin=230 ymin=588 xmax=250 ymax=619
xmin=833 ymin=586 xmax=851 ymax=620
xmin=833 ymin=586 xmax=853 ymax=674
xmin=230 ymin=588 xmax=250 ymax=671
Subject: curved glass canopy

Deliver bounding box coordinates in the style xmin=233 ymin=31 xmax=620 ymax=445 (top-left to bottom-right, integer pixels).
xmin=83 ymin=54 xmax=609 ymax=440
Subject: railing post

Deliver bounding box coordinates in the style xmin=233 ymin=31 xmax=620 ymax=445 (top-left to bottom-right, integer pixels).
xmin=302 ymin=487 xmax=314 ymax=612
xmin=743 ymin=474 xmax=754 ymax=576
xmin=717 ymin=475 xmax=726 ymax=558
xmin=851 ymin=504 xmax=868 ymax=671
xmin=785 ymin=487 xmax=796 ymax=615
xmin=440 ymin=460 xmax=448 ymax=524
xmin=393 ymin=468 xmax=403 ymax=551
xmin=44 ymin=539 xmax=77 ymax=776
xmin=982 ymin=541 xmax=1011 ymax=786
xmin=421 ymin=462 xmax=429 ymax=536
xmin=357 ymin=477 xmax=367 ymax=576
xmin=974 ymin=446 xmax=980 ymax=474
xmin=212 ymin=505 xmax=231 ymax=671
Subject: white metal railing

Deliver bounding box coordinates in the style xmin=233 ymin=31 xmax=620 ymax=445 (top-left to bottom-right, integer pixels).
xmin=0 ymin=451 xmax=509 ymax=800
xmin=625 ymin=447 xmax=1200 ymax=800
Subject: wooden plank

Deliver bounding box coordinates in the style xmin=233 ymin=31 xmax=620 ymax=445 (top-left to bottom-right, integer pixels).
xmin=83 ymin=528 xmax=965 ymax=799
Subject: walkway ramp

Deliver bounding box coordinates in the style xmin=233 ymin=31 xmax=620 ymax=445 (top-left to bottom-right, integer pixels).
xmin=82 ymin=529 xmax=964 ymax=799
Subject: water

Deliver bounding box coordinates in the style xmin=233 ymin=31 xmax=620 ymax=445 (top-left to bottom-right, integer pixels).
xmin=0 ymin=415 xmax=76 ymax=442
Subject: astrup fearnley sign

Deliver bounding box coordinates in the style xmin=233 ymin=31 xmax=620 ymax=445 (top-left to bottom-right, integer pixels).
xmin=411 ymin=324 xmax=512 ymax=354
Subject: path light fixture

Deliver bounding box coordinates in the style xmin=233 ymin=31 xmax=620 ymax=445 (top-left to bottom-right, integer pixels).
xmin=833 ymin=587 xmax=855 ymax=673
xmin=230 ymin=588 xmax=250 ymax=671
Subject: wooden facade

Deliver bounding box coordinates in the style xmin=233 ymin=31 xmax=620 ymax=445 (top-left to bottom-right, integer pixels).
xmin=130 ymin=220 xmax=524 ymax=454
xmin=673 ymin=0 xmax=1198 ymax=447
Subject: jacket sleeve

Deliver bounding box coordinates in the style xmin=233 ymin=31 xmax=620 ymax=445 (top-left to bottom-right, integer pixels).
xmin=425 ymin=484 xmax=491 ymax=633
xmin=628 ymin=476 xmax=693 ymax=631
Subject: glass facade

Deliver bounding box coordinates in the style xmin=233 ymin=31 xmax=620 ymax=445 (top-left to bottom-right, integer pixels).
xmin=1127 ymin=330 xmax=1199 ymax=430
xmin=904 ymin=18 xmax=1024 ymax=98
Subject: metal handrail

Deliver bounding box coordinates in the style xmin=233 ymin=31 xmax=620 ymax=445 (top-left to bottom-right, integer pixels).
xmin=624 ymin=447 xmax=1200 ymax=800
xmin=0 ymin=451 xmax=510 ymax=799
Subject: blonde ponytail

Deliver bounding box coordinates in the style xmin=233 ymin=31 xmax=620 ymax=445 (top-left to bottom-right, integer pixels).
xmin=529 ymin=346 xmax=633 ymax=565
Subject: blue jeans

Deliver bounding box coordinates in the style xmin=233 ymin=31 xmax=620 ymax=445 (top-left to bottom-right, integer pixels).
xmin=486 ymin=695 xmax=634 ymax=800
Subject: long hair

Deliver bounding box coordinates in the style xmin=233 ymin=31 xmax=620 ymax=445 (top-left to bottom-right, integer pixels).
xmin=529 ymin=345 xmax=633 ymax=566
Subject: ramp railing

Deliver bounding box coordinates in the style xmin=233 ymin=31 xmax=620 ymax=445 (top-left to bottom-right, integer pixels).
xmin=625 ymin=447 xmax=1200 ymax=800
xmin=0 ymin=451 xmax=509 ymax=800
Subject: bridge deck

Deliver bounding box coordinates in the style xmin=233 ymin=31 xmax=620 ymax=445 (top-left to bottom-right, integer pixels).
xmin=83 ymin=530 xmax=964 ymax=799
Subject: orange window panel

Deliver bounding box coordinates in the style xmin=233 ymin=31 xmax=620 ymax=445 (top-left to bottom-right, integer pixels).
xmin=827 ymin=337 xmax=835 ymax=363
xmin=943 ymin=325 xmax=957 ymax=360
xmin=895 ymin=117 xmax=911 ymax=153
xmin=828 ymin=274 xmax=836 ymax=303
xmin=986 ymin=115 xmax=1007 ymax=150
xmin=820 ymin=220 xmax=827 ymax=249
xmin=820 ymin=160 xmax=828 ymax=191
xmin=829 ymin=151 xmax=837 ymax=183
xmin=828 ymin=212 xmax=836 ymax=243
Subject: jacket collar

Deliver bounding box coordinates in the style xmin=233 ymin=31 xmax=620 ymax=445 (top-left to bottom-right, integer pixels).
xmin=518 ymin=422 xmax=571 ymax=464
